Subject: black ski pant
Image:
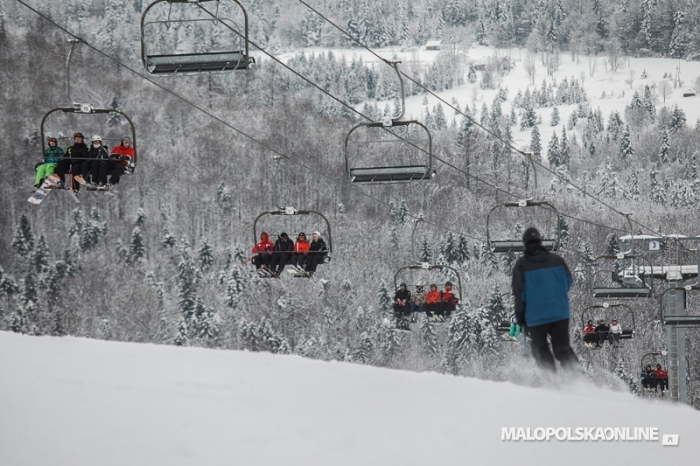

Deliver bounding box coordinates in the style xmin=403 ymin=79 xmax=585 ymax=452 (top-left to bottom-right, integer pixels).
xmin=270 ymin=253 xmax=291 ymax=273
xmin=305 ymin=254 xmax=325 ymax=273
xmin=290 ymin=253 xmax=307 ymax=269
xmin=528 ymin=318 xmax=580 ymax=372
xmin=425 ymin=303 xmax=440 ymax=317
xmin=252 ymin=254 xmax=271 ymax=269
xmin=393 ymin=303 xmax=409 ymax=318
xmin=656 ymin=378 xmax=668 ymax=391
xmin=98 ymin=161 xmax=125 ymax=185
xmin=583 ymin=334 xmax=596 ymax=344
xmin=595 ymin=331 xmax=610 ymax=346
xmin=55 ymin=159 xmax=84 ymax=183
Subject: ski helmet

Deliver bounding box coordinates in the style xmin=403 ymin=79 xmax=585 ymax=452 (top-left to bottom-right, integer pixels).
xmin=47 ymin=136 xmax=58 ymax=144
xmin=73 ymin=132 xmax=84 ymax=139
xmin=91 ymin=135 xmax=102 ymax=142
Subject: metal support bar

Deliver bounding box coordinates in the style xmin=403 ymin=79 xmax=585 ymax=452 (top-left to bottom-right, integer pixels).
xmin=65 ymin=38 xmax=82 ymax=104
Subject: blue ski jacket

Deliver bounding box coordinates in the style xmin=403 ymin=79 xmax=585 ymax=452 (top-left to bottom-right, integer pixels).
xmin=512 ymin=244 xmax=572 ymax=328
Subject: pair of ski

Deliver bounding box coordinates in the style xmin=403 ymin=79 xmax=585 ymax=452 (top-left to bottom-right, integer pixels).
xmin=287 ymin=265 xmax=317 ymax=282
xmin=28 ymin=175 xmax=80 ymax=205
xmin=74 ymin=175 xmax=119 ymax=196
xmin=257 ymin=265 xmax=317 ymax=282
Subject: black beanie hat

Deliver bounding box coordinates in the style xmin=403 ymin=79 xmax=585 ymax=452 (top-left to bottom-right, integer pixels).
xmin=522 ymin=227 xmax=542 ymax=246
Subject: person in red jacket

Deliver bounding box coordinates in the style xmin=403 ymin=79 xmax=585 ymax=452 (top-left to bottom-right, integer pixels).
xmin=425 ymin=284 xmax=443 ymax=321
xmin=654 ymin=364 xmax=668 ymax=392
xmin=583 ymin=320 xmax=596 ymax=348
xmin=252 ymin=232 xmax=274 ymax=270
xmin=104 ymin=137 xmax=135 ymax=186
xmin=290 ymin=232 xmax=310 ymax=271
xmin=440 ymin=281 xmax=459 ymax=318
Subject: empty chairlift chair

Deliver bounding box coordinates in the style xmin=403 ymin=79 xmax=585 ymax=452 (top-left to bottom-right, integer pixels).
xmin=486 ymin=200 xmax=561 ymax=253
xmin=141 ymin=0 xmax=254 ymax=76
xmin=588 ymin=253 xmax=653 ymax=298
xmin=344 ymin=62 xmax=433 ymax=184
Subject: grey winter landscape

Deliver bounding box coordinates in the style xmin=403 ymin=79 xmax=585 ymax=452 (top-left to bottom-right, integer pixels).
xmin=2 ymin=0 xmax=700 ymax=464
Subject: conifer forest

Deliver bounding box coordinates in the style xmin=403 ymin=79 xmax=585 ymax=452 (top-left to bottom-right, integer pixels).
xmin=2 ymin=0 xmax=700 ymax=406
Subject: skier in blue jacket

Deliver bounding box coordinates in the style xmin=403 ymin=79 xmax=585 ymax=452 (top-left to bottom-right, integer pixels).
xmin=512 ymin=227 xmax=579 ymax=372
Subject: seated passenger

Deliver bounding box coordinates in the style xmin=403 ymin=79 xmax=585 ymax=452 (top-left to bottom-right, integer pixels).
xmin=393 ymin=282 xmax=411 ymax=318
xmin=425 ymin=284 xmax=443 ymax=321
xmin=502 ymin=313 xmax=521 ymax=341
xmin=655 ymin=364 xmax=668 ymax=392
xmin=304 ymin=231 xmax=327 ymax=276
xmin=54 ymin=133 xmax=88 ymax=189
xmin=251 ymin=231 xmax=274 ymax=271
xmin=102 ymin=137 xmax=134 ymax=187
xmin=583 ymin=320 xmax=596 ymax=348
xmin=269 ymin=232 xmax=293 ymax=277
xmin=609 ymin=319 xmax=623 ymax=347
xmin=35 ymin=136 xmax=64 ymax=188
xmin=290 ymin=232 xmax=310 ymax=271
xmin=81 ymin=135 xmax=110 ymax=188
xmin=594 ymin=319 xmax=610 ymax=348
xmin=410 ymin=285 xmax=425 ymax=323
xmin=641 ymin=364 xmax=655 ymax=391
xmin=441 ymin=281 xmax=459 ymax=318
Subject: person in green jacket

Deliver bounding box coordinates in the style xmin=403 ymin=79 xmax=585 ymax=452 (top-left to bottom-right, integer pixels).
xmin=34 ymin=136 xmax=64 ymax=188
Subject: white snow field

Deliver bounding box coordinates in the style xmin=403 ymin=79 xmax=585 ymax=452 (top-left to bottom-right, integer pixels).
xmin=1 ymin=331 xmax=698 ymax=466
xmin=290 ymin=45 xmax=700 ymax=150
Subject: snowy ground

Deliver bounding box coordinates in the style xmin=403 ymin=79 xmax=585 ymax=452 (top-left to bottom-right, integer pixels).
xmin=284 ymin=45 xmax=700 ymax=149
xmin=1 ymin=331 xmax=698 ymax=466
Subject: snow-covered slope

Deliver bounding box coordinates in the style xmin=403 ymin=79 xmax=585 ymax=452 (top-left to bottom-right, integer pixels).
xmin=1 ymin=332 xmax=697 ymax=466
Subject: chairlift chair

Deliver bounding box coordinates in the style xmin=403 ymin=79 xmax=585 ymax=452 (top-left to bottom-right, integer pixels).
xmin=252 ymin=207 xmax=333 ymax=278
xmin=581 ymin=302 xmax=636 ymax=340
xmin=485 ymin=151 xmax=562 ymax=253
xmin=588 ymin=253 xmax=653 ymax=298
xmin=344 ymin=120 xmax=433 ymax=183
xmin=393 ymin=263 xmax=462 ymax=301
xmin=40 ymin=103 xmax=138 ymax=171
xmin=486 ymin=199 xmax=561 ymax=253
xmin=344 ymin=62 xmax=433 ymax=184
xmin=141 ymin=0 xmax=254 ymax=76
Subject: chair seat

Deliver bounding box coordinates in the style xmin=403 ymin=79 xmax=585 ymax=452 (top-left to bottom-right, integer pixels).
xmin=147 ymin=51 xmax=252 ymax=74
xmin=592 ymin=287 xmax=652 ymax=298
xmin=663 ymin=315 xmax=700 ymax=327
xmin=489 ymin=240 xmax=557 ymax=253
xmin=349 ymin=165 xmax=430 ymax=183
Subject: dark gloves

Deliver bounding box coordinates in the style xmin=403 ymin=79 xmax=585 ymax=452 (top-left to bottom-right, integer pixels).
xmin=515 ymin=313 xmax=525 ymax=326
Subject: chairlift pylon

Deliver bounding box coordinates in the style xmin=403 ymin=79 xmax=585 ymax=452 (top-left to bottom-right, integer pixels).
xmin=141 ymin=0 xmax=254 ymax=76
xmin=344 ymin=62 xmax=433 ymax=183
